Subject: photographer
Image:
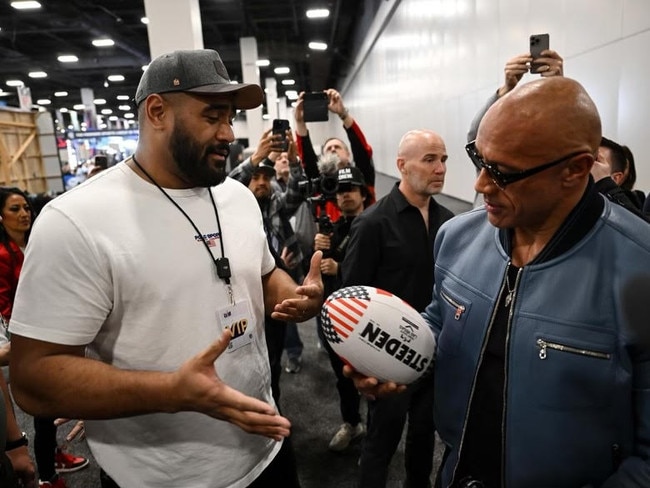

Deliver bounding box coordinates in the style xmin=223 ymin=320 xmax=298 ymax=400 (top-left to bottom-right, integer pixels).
xmin=314 ymin=167 xmax=371 ymax=452
xmin=294 ymin=88 xmax=376 ymax=221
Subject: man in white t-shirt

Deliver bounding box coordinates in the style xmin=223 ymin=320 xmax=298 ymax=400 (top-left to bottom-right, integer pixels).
xmin=8 ymin=49 xmax=323 ymax=488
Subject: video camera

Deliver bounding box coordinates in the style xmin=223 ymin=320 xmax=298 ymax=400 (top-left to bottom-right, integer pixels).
xmin=298 ymin=173 xmax=338 ymax=235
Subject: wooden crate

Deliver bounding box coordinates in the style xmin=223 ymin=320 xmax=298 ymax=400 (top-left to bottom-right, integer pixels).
xmin=0 ymin=107 xmax=47 ymax=193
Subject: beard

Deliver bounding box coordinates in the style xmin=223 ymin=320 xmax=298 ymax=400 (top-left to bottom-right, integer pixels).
xmin=169 ymin=122 xmax=231 ymax=187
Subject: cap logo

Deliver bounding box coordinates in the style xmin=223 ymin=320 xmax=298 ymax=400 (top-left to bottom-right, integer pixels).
xmin=173 ymin=78 xmax=180 ymax=86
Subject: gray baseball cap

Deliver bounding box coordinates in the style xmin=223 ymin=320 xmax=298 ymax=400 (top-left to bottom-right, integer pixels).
xmin=134 ymin=49 xmax=263 ymax=109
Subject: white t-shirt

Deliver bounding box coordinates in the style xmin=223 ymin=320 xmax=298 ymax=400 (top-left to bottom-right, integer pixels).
xmin=10 ymin=163 xmax=280 ymax=488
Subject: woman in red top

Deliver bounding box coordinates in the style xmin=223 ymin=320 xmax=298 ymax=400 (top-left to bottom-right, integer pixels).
xmin=0 ymin=187 xmax=88 ymax=488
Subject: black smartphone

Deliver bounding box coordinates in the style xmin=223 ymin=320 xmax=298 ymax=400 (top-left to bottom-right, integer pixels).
xmin=302 ymin=91 xmax=329 ymax=122
xmin=529 ymin=33 xmax=550 ymax=74
xmin=272 ymin=119 xmax=290 ymax=151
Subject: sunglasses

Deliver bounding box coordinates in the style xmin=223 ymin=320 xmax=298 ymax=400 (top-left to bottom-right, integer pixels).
xmin=465 ymin=140 xmax=587 ymax=189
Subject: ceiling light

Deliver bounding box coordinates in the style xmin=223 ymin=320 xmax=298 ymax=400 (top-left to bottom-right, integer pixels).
xmin=285 ymin=90 xmax=299 ymax=100
xmin=118 ymin=105 xmax=131 ymax=111
xmin=28 ymin=71 xmax=47 ymax=78
xmin=274 ymin=67 xmax=290 ymax=75
xmin=54 ymin=91 xmax=68 ymax=97
xmin=141 ymin=65 xmax=149 ymax=71
xmin=73 ymin=104 xmax=86 ymax=110
xmin=140 ymin=17 xmax=149 ymax=24
xmin=124 ymin=113 xmax=135 ymax=119
xmin=101 ymin=109 xmax=113 ymax=115
xmin=6 ymin=80 xmax=24 ymax=87
xmin=306 ymin=8 xmax=329 ymax=19
xmin=108 ymin=116 xmax=118 ymax=121
xmin=92 ymin=39 xmax=115 ymax=47
xmin=57 ymin=55 xmax=79 ymax=63
xmin=116 ymin=95 xmax=130 ymax=100
xmin=308 ymin=41 xmax=328 ymax=51
xmin=262 ymin=114 xmax=270 ymax=120
xmin=36 ymin=99 xmax=51 ymax=105
xmin=107 ymin=74 xmax=125 ymax=82
xmin=281 ymin=79 xmax=295 ymax=86
xmin=93 ymin=98 xmax=106 ymax=105
xmin=59 ymin=108 xmax=69 ymax=113
xmin=256 ymin=59 xmax=270 ymax=67
xmin=11 ymin=1 xmax=41 ymax=10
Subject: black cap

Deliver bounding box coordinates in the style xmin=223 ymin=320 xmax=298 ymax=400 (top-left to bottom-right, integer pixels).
xmin=134 ymin=49 xmax=264 ymax=109
xmin=253 ymin=160 xmax=276 ymax=178
xmin=337 ymin=167 xmax=365 ymax=187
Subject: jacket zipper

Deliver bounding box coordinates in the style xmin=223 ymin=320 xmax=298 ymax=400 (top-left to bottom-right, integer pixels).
xmin=500 ymin=264 xmax=521 ymax=488
xmin=441 ymin=290 xmax=466 ymax=320
xmin=536 ymin=338 xmax=611 ymax=360
xmin=448 ymin=263 xmax=511 ymax=487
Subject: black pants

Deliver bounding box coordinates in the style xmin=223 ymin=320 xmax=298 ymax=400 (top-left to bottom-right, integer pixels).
xmin=317 ymin=315 xmax=362 ymax=426
xmin=100 ymin=436 xmax=301 ymax=488
xmin=33 ymin=416 xmax=57 ymax=482
xmin=359 ymin=373 xmax=436 ymax=488
xmin=265 ymin=315 xmax=287 ymax=405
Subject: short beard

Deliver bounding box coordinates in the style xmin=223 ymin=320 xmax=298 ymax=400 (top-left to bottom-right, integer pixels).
xmin=169 ymin=123 xmax=230 ymax=187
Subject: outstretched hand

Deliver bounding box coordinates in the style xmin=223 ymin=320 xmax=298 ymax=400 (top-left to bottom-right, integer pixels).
xmin=272 ymin=250 xmax=324 ymax=323
xmin=172 ymin=330 xmax=291 ymax=441
xmin=342 ymin=365 xmax=406 ymax=401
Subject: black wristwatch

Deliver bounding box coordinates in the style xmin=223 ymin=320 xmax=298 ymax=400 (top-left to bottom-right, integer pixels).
xmin=5 ymin=432 xmax=28 ymax=451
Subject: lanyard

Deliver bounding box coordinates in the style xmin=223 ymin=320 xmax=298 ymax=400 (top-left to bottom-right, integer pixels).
xmin=131 ymin=155 xmax=234 ymax=304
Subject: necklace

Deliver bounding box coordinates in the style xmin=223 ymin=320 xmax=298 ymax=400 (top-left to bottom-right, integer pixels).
xmin=504 ymin=265 xmax=516 ymax=307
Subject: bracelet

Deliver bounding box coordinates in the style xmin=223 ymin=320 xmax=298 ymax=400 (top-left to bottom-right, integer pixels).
xmin=5 ymin=432 xmax=28 ymax=451
xmin=338 ymin=108 xmax=349 ymax=120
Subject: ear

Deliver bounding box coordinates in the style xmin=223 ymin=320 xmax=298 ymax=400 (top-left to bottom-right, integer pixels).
xmin=563 ymin=153 xmax=593 ymax=187
xmin=396 ymin=157 xmax=406 ymax=174
xmin=143 ymin=94 xmax=169 ymax=130
xmin=610 ymin=171 xmax=625 ymax=186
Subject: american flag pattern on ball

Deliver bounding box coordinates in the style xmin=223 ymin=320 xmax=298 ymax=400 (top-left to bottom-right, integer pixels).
xmin=321 ymin=286 xmax=371 ymax=344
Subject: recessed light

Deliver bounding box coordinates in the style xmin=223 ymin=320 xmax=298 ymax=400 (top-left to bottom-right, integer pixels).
xmin=306 ymin=8 xmax=329 ymax=19
xmin=54 ymin=91 xmax=68 ymax=97
xmin=141 ymin=65 xmax=149 ymax=71
xmin=36 ymin=99 xmax=51 ymax=105
xmin=140 ymin=17 xmax=149 ymax=24
xmin=57 ymin=55 xmax=79 ymax=63
xmin=11 ymin=1 xmax=41 ymax=10
xmin=28 ymin=71 xmax=47 ymax=78
xmin=101 ymin=109 xmax=113 ymax=115
xmin=256 ymin=59 xmax=270 ymax=67
xmin=118 ymin=105 xmax=131 ymax=111
xmin=281 ymin=79 xmax=296 ymax=86
xmin=285 ymin=90 xmax=299 ymax=100
xmin=116 ymin=95 xmax=130 ymax=100
xmin=108 ymin=116 xmax=118 ymax=121
xmin=73 ymin=104 xmax=86 ymax=110
xmin=262 ymin=114 xmax=270 ymax=120
xmin=274 ymin=67 xmax=290 ymax=75
xmin=6 ymin=80 xmax=24 ymax=87
xmin=93 ymin=98 xmax=106 ymax=105
xmin=59 ymin=108 xmax=69 ymax=113
xmin=124 ymin=113 xmax=135 ymax=119
xmin=92 ymin=39 xmax=115 ymax=47
xmin=107 ymin=74 xmax=125 ymax=82
xmin=308 ymin=41 xmax=328 ymax=51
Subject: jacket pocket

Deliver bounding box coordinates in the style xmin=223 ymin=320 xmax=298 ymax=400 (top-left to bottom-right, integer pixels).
xmin=531 ymin=334 xmax=615 ymax=409
xmin=437 ymin=288 xmax=471 ymax=356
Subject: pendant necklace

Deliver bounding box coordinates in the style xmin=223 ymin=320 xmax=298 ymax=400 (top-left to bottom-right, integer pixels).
xmin=504 ymin=265 xmax=515 ymax=308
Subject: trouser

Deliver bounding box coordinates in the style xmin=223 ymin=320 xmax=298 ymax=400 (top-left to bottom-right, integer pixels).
xmin=265 ymin=316 xmax=287 ymax=405
xmin=284 ymin=322 xmax=303 ymax=360
xmin=317 ymin=316 xmax=362 ymax=426
xmin=99 ymin=435 xmax=301 ymax=488
xmin=359 ymin=373 xmax=436 ymax=488
xmin=33 ymin=416 xmax=57 ymax=482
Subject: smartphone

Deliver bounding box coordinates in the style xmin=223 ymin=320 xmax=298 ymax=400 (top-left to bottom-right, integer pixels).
xmin=302 ymin=91 xmax=329 ymax=122
xmin=529 ymin=33 xmax=550 ymax=74
xmin=272 ymin=119 xmax=290 ymax=151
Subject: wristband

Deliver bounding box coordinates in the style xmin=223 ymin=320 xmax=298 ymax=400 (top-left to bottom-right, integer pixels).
xmin=5 ymin=432 xmax=28 ymax=451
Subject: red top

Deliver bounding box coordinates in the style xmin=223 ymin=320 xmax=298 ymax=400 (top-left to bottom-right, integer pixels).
xmin=0 ymin=240 xmax=24 ymax=320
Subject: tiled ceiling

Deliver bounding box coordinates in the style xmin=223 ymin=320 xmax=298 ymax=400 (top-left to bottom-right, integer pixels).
xmin=0 ymin=0 xmax=380 ymax=121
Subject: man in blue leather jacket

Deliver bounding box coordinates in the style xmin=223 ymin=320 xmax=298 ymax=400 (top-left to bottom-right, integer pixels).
xmin=349 ymin=76 xmax=650 ymax=488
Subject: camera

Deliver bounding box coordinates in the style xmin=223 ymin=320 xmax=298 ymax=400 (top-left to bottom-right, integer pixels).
xmin=298 ymin=174 xmax=339 ymax=235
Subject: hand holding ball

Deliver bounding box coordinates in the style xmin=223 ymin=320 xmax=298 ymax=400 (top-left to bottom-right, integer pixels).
xmin=320 ymin=286 xmax=436 ymax=384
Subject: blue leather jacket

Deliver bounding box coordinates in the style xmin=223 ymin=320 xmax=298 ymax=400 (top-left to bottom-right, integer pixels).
xmin=425 ymin=195 xmax=650 ymax=487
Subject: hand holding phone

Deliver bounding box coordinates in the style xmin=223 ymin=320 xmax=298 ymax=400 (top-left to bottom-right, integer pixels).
xmin=529 ymin=33 xmax=550 ymax=74
xmin=272 ymin=119 xmax=290 ymax=152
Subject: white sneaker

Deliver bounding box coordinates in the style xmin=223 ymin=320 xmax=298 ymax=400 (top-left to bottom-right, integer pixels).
xmin=328 ymin=422 xmax=366 ymax=451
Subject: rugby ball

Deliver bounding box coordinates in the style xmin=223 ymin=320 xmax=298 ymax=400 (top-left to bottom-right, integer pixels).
xmin=320 ymin=285 xmax=436 ymax=384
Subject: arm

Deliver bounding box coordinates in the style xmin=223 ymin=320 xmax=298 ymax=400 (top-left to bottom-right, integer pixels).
xmin=229 ymin=129 xmax=284 ymax=183
xmin=268 ymin=251 xmax=324 ymax=322
xmin=2 ymin=372 xmax=36 ymax=487
xmin=294 ymin=92 xmax=320 ymax=179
